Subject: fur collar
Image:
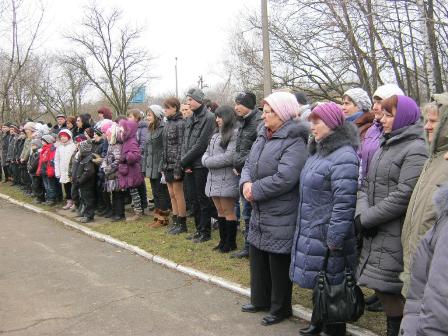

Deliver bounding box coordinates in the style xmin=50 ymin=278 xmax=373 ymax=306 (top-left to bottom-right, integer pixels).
xmin=258 ymin=119 xmax=309 ymax=144
xmin=309 ymin=122 xmax=359 ymax=156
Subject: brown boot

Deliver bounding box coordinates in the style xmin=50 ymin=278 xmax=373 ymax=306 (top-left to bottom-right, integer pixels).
xmin=150 ymin=217 xmax=169 ymax=228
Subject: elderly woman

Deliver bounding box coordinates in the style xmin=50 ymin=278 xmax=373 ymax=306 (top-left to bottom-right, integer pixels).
xmin=239 ymin=91 xmax=308 ymax=326
xmin=290 ymin=103 xmax=360 ymax=336
xmin=356 ymin=95 xmax=428 ymax=336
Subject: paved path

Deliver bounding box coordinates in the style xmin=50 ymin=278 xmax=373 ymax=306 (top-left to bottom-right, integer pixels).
xmin=0 ymin=199 xmax=304 ymax=335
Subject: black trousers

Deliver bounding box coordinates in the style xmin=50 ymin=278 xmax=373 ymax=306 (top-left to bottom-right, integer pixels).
xmin=190 ymin=168 xmax=213 ymax=237
xmin=137 ymin=182 xmax=148 ymax=211
xmin=2 ymin=165 xmax=9 ymax=181
xmin=63 ymin=182 xmax=72 ymax=200
xmin=79 ymin=184 xmax=96 ymax=219
xmin=71 ymin=183 xmax=80 ymax=208
xmin=149 ymin=177 xmax=171 ymax=211
xmin=112 ymin=190 xmax=125 ymax=218
xmin=11 ymin=163 xmax=20 ymax=184
xmin=31 ymin=175 xmax=45 ymax=201
xmin=249 ymin=245 xmax=293 ymax=317
xmin=21 ymin=165 xmax=31 ymax=191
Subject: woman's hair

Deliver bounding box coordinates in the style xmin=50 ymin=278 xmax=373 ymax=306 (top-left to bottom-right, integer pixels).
xmin=147 ymin=108 xmax=160 ymax=130
xmin=422 ymin=102 xmax=439 ymax=118
xmin=163 ymin=97 xmax=181 ymax=111
xmin=127 ymin=109 xmax=144 ymax=121
xmin=214 ymin=105 xmax=236 ymax=148
xmin=66 ymin=116 xmax=76 ymax=127
xmin=381 ymin=95 xmax=399 ymax=115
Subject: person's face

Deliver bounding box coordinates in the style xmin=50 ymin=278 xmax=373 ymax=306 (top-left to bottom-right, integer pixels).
xmin=234 ymin=103 xmax=251 ymax=117
xmin=24 ymin=129 xmax=33 ymax=137
xmin=76 ymin=117 xmax=82 ymax=128
xmin=342 ymin=96 xmax=358 ymax=117
xmin=380 ymin=106 xmax=396 ymax=134
xmin=94 ymin=133 xmax=102 ymax=142
xmin=98 ymin=113 xmax=104 ymax=120
xmin=127 ymin=114 xmax=137 ymax=122
xmin=57 ymin=117 xmax=65 ymax=126
xmin=180 ymin=104 xmax=193 ymax=119
xmin=147 ymin=112 xmax=155 ymax=125
xmin=216 ymin=115 xmax=223 ymax=128
xmin=372 ymin=97 xmax=383 ymax=120
xmin=31 ymin=144 xmax=38 ymax=151
xmin=186 ymin=96 xmax=201 ymax=110
xmin=424 ymin=108 xmax=440 ymax=144
xmin=262 ymin=104 xmax=283 ymax=131
xmin=2 ymin=126 xmax=9 ymax=133
xmin=59 ymin=134 xmax=69 ymax=143
xmin=66 ymin=121 xmax=73 ymax=129
xmin=164 ymin=105 xmax=177 ymax=117
xmin=310 ymin=117 xmax=332 ymax=141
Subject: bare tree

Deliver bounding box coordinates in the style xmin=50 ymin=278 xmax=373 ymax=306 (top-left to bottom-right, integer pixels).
xmin=65 ymin=4 xmax=152 ymax=116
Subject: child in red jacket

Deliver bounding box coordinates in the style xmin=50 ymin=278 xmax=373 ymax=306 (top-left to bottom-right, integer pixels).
xmin=36 ymin=134 xmax=58 ymax=205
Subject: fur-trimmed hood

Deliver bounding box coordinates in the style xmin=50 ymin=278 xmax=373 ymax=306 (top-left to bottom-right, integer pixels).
xmin=309 ymin=122 xmax=359 ymax=156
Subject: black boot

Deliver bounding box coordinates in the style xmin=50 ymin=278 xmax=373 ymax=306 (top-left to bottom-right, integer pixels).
xmin=221 ymin=220 xmax=237 ymax=253
xmin=321 ymin=323 xmax=346 ymax=336
xmin=171 ymin=216 xmax=187 ymax=235
xmin=213 ymin=217 xmax=226 ymax=251
xmin=167 ymin=215 xmax=178 ymax=234
xmin=386 ymin=316 xmax=402 ymax=336
xmin=299 ymin=322 xmax=322 ymax=335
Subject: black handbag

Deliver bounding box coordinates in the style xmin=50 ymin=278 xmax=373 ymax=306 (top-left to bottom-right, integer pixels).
xmin=312 ymin=249 xmax=365 ymax=324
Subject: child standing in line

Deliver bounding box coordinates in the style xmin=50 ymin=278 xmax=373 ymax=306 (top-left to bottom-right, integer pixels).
xmin=54 ymin=129 xmax=76 ymax=210
xmin=27 ymin=139 xmax=45 ymax=204
xmin=36 ymin=135 xmax=58 ymax=205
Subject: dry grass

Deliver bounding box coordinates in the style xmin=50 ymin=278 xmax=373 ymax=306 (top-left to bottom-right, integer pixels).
xmin=0 ymin=182 xmax=386 ymax=335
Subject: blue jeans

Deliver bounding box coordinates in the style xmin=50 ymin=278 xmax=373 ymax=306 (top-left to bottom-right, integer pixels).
xmin=42 ymin=176 xmax=58 ymax=202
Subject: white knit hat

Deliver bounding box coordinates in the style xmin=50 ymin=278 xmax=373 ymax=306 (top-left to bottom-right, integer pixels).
xmin=373 ymin=84 xmax=404 ymax=100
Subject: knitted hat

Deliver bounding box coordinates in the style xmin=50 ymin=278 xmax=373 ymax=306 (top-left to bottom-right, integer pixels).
xmin=432 ymin=92 xmax=448 ymax=106
xmin=373 ymin=84 xmax=404 ymax=100
xmin=74 ymin=135 xmax=88 ymax=143
xmin=9 ymin=124 xmax=19 ymax=130
xmin=100 ymin=120 xmax=114 ymax=134
xmin=186 ymin=88 xmax=205 ymax=104
xmin=149 ymin=104 xmax=164 ymax=120
xmin=97 ymin=106 xmax=112 ymax=120
xmin=235 ymin=91 xmax=256 ymax=110
xmin=343 ymin=88 xmax=372 ymax=112
xmin=31 ymin=139 xmax=42 ymax=148
xmin=41 ymin=134 xmax=55 ymax=144
xmin=84 ymin=127 xmax=94 ymax=139
xmin=23 ymin=122 xmax=36 ymax=131
xmin=392 ymin=96 xmax=421 ymax=132
xmin=79 ymin=140 xmax=93 ymax=154
xmin=58 ymin=129 xmax=72 ymax=140
xmin=311 ymin=102 xmax=345 ymax=130
xmin=263 ymin=91 xmax=299 ymax=122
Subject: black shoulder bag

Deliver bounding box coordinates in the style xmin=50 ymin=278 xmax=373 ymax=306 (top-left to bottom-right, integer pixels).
xmin=312 ymin=249 xmax=365 ymax=324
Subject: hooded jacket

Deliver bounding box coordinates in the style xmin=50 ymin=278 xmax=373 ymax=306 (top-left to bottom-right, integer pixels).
xmin=356 ymin=122 xmax=428 ymax=294
xmin=290 ymin=123 xmax=359 ymax=289
xmin=401 ymin=101 xmax=448 ymax=296
xmin=143 ymin=120 xmax=165 ymax=179
xmin=118 ymin=120 xmax=144 ymax=189
xmin=240 ymin=120 xmax=309 ymax=254
xmin=54 ymin=130 xmax=77 ymax=184
xmin=400 ymin=184 xmax=448 ymax=336
xmin=161 ymin=112 xmax=184 ymax=177
xmin=37 ymin=143 xmax=57 ymax=177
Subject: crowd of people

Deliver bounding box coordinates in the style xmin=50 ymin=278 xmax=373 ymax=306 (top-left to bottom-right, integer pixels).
xmin=1 ymin=85 xmax=447 ymax=336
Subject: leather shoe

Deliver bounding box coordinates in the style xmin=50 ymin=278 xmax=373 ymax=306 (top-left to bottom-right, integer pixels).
xmin=241 ymin=304 xmax=269 ymax=313
xmin=230 ymin=249 xmax=249 ymax=259
xmin=299 ymin=323 xmax=322 ymax=335
xmin=261 ymin=314 xmax=287 ymax=326
xmin=186 ymin=232 xmax=201 ymax=240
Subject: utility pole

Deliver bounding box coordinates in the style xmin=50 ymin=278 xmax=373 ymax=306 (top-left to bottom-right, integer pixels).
xmin=261 ymin=0 xmax=272 ymax=96
xmin=174 ymin=57 xmax=178 ymax=99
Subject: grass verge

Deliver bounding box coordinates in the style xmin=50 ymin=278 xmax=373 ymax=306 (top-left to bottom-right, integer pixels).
xmin=0 ymin=183 xmax=385 ymax=335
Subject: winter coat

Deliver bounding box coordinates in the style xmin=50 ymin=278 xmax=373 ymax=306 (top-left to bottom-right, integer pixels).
xmin=356 ymin=122 xmax=428 ymax=294
xmin=72 ymin=152 xmax=96 ymax=187
xmin=161 ymin=112 xmax=185 ymax=177
xmin=27 ymin=149 xmax=40 ymax=176
xmin=240 ymin=120 xmax=309 ymax=254
xmin=20 ymin=138 xmax=32 ymax=163
xmin=290 ymin=123 xmax=360 ymax=289
xmin=181 ymin=105 xmax=216 ymax=169
xmin=36 ymin=143 xmax=57 ymax=177
xmin=137 ymin=120 xmax=149 ymax=155
xmin=54 ymin=140 xmax=76 ymax=184
xmin=233 ymin=108 xmax=263 ymax=174
xmin=118 ymin=120 xmax=144 ymax=189
xmin=6 ymin=134 xmax=18 ymax=163
xmin=202 ymin=129 xmax=239 ymax=198
xmin=13 ymin=136 xmax=25 ymax=162
xmin=359 ymin=121 xmax=382 ymax=181
xmin=1 ymin=133 xmax=11 ymax=165
xmin=52 ymin=123 xmax=66 ymax=134
xmin=400 ymin=185 xmax=448 ymax=336
xmin=101 ymin=143 xmax=121 ymax=192
xmin=354 ymin=111 xmax=375 ymax=141
xmin=91 ymin=139 xmax=104 ymax=156
xmin=143 ymin=121 xmax=164 ymax=179
xmin=401 ymin=105 xmax=448 ymax=296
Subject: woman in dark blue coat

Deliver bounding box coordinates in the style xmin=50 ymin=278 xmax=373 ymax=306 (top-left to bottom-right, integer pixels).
xmin=290 ymin=102 xmax=359 ymax=336
xmin=239 ymin=91 xmax=309 ymax=326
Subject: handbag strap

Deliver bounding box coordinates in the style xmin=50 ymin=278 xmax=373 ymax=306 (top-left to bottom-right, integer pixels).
xmin=322 ymin=248 xmax=353 ymax=273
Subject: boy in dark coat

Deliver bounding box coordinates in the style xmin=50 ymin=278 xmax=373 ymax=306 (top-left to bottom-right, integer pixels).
xmin=72 ymin=140 xmax=96 ymax=223
xmin=27 ymin=139 xmax=45 ymax=203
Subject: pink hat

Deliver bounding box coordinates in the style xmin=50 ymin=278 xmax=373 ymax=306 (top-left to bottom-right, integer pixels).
xmin=100 ymin=120 xmax=114 ymax=134
xmin=263 ymin=91 xmax=299 ymax=122
xmin=311 ymin=102 xmax=345 ymax=130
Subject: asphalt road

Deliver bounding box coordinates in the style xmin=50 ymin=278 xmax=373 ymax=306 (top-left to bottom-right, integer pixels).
xmin=0 ymin=199 xmax=304 ymax=335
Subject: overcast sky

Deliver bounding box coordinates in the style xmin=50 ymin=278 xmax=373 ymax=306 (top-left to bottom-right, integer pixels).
xmin=41 ymin=0 xmax=259 ymax=98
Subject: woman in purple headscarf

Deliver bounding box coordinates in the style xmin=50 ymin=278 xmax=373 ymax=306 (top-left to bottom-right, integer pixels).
xmin=355 ymin=95 xmax=428 ymax=336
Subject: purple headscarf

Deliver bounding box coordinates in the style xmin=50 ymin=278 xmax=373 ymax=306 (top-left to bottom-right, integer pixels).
xmin=392 ymin=96 xmax=421 ymax=131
